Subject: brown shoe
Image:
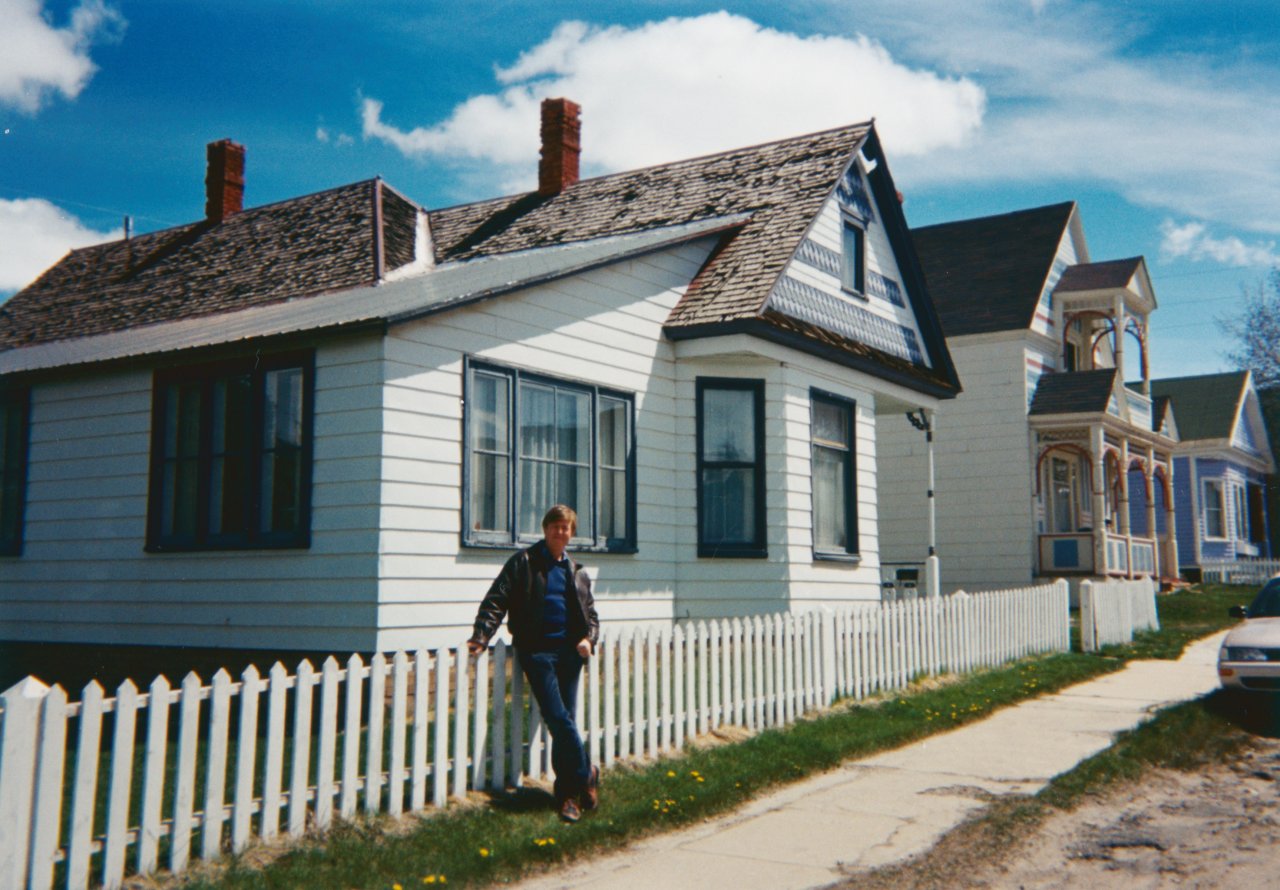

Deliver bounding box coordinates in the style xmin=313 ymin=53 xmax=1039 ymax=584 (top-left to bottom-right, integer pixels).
xmin=581 ymin=766 xmax=599 ymax=811
xmin=559 ymin=795 xmax=581 ymax=823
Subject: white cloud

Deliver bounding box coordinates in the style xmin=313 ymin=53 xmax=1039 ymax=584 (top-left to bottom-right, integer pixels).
xmin=0 ymin=0 xmax=124 ymax=112
xmin=0 ymin=198 xmax=119 ymax=293
xmin=1159 ymin=220 xmax=1278 ymax=268
xmin=362 ymin=13 xmax=984 ymax=190
xmin=847 ymin=0 xmax=1280 ymax=236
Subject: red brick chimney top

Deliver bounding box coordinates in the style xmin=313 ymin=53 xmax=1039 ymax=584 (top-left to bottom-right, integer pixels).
xmin=538 ymin=98 xmax=580 ymax=197
xmin=205 ymin=139 xmax=245 ymax=223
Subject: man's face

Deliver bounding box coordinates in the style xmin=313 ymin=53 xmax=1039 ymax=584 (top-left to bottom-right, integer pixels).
xmin=543 ymin=519 xmax=574 ymax=555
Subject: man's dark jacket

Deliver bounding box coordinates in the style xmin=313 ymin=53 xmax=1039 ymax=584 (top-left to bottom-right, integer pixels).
xmin=470 ymin=543 xmax=599 ymax=651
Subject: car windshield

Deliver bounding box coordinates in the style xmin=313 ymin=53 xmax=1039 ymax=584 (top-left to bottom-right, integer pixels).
xmin=1248 ymin=580 xmax=1280 ymax=617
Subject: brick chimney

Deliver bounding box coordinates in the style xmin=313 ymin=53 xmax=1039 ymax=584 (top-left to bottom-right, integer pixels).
xmin=538 ymin=98 xmax=580 ymax=196
xmin=205 ymin=139 xmax=245 ymax=223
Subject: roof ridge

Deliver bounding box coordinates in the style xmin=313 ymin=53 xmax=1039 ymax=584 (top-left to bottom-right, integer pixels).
xmin=430 ymin=122 xmax=873 ymax=216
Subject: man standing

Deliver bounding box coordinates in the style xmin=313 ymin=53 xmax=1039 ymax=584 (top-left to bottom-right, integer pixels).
xmin=468 ymin=504 xmax=600 ymax=822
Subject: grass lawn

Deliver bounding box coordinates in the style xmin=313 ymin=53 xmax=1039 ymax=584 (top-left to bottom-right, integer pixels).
xmin=180 ymin=583 xmax=1254 ymax=890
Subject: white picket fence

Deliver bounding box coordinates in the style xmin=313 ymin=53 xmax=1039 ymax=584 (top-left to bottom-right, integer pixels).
xmin=1201 ymin=558 xmax=1280 ymax=586
xmin=1078 ymin=577 xmax=1160 ymax=651
xmin=0 ymin=580 xmax=1069 ymax=890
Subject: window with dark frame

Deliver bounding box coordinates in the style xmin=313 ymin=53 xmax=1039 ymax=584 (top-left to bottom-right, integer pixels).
xmin=465 ymin=359 xmax=635 ymax=550
xmin=147 ymin=352 xmax=314 ymax=551
xmin=810 ymin=391 xmax=858 ymax=557
xmin=840 ymin=217 xmax=866 ymax=295
xmin=696 ymin=377 xmax=766 ymax=558
xmin=0 ymin=387 xmax=30 ymax=556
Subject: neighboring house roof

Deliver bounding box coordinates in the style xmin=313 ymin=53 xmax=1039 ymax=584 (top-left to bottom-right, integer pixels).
xmin=1054 ymin=257 xmax=1143 ymax=294
xmin=1149 ymin=372 xmax=1249 ymax=441
xmin=1028 ymin=368 xmax=1116 ymax=416
xmin=910 ymin=201 xmax=1076 ymax=337
xmin=1 ymin=121 xmax=959 ymax=397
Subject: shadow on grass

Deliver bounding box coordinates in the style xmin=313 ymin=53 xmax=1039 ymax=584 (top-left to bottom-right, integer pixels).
xmin=1206 ymin=688 xmax=1280 ymax=739
xmin=484 ymin=785 xmax=557 ymax=814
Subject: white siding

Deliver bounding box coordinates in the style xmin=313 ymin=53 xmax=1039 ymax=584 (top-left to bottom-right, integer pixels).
xmin=372 ymin=243 xmax=709 ymax=651
xmin=880 ymin=336 xmax=1035 ymax=591
xmin=1 ymin=335 xmax=386 ymax=652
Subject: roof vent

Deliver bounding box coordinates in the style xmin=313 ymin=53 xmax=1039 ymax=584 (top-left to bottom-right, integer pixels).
xmin=538 ymin=98 xmax=580 ymax=196
xmin=205 ymin=139 xmax=245 ymax=223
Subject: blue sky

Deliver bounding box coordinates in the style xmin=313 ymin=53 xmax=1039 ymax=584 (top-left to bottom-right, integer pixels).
xmin=2 ymin=0 xmax=1277 ymax=380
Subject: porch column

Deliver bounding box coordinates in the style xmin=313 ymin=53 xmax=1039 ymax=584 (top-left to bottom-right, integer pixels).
xmin=1118 ymin=439 xmax=1131 ymax=536
xmin=1145 ymin=446 xmax=1159 ymax=576
xmin=1091 ymin=425 xmax=1107 ymax=574
xmin=1113 ymin=295 xmax=1126 ymax=381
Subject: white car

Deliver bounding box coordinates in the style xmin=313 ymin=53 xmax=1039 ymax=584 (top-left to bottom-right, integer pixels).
xmin=1218 ymin=579 xmax=1280 ymax=692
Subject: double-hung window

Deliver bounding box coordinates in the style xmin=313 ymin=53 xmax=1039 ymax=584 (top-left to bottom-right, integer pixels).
xmin=840 ymin=217 xmax=866 ymax=296
xmin=465 ymin=360 xmax=634 ymax=550
xmin=696 ymin=378 xmax=765 ymax=557
xmin=810 ymin=391 xmax=858 ymax=557
xmin=147 ymin=352 xmax=314 ymax=551
xmin=1232 ymin=483 xmax=1249 ymax=541
xmin=1202 ymin=479 xmax=1225 ymax=540
xmin=0 ymin=386 xmax=30 ymax=556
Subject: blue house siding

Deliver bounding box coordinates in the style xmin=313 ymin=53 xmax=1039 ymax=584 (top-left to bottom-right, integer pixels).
xmin=1173 ymin=455 xmax=1197 ymax=567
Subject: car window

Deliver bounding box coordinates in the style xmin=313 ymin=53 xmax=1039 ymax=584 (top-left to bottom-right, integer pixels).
xmin=1248 ymin=581 xmax=1280 ymax=617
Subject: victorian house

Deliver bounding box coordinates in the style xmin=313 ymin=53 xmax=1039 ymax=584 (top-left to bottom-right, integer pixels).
xmin=878 ymin=201 xmax=1177 ymax=593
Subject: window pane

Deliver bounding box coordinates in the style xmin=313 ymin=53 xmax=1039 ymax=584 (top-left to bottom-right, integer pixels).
xmin=260 ymin=368 xmax=304 ymax=534
xmin=520 ymin=383 xmax=555 ymax=459
xmin=599 ymin=398 xmax=627 ymax=467
xmin=519 ymin=459 xmax=553 ymax=536
xmin=841 ymin=222 xmax=864 ymax=292
xmin=470 ymin=371 xmax=510 ymax=533
xmin=557 ymin=390 xmax=590 ymax=465
xmin=209 ymin=374 xmax=252 ymax=535
xmin=161 ymin=382 xmax=203 ymax=538
xmin=0 ymin=396 xmax=25 ymax=546
xmin=813 ymin=446 xmax=847 ymax=550
xmin=1205 ymin=483 xmax=1224 ymax=538
xmin=600 ymin=468 xmax=626 ymax=540
xmin=701 ymin=389 xmax=755 ymax=461
xmin=471 ymin=373 xmax=508 ymax=453
xmin=701 ymin=467 xmax=755 ymax=544
xmin=812 ymin=400 xmax=848 ymax=448
xmin=598 ymin=397 xmax=628 ymax=541
xmin=471 ymin=453 xmax=509 ymax=532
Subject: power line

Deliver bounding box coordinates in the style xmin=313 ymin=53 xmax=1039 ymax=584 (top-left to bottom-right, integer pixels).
xmin=0 ymin=182 xmax=179 ymax=228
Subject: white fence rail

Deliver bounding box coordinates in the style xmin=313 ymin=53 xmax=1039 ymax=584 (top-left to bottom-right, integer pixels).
xmin=1 ymin=581 xmax=1069 ymax=890
xmin=1201 ymin=558 xmax=1280 ymax=586
xmin=1079 ymin=577 xmax=1160 ymax=651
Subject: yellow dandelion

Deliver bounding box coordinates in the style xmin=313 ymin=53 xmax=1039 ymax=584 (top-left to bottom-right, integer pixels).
xmin=395 ymin=884 xmax=403 ymax=890
xmin=696 ymin=776 xmax=705 ymax=783
xmin=667 ymin=770 xmax=676 ymax=777
xmin=478 ymin=848 xmax=490 ymax=857
xmin=690 ymin=770 xmax=700 ymax=777
xmin=423 ymin=878 xmax=436 ymax=885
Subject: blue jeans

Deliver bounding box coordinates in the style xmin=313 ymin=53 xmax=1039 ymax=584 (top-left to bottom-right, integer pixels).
xmin=519 ymin=642 xmax=589 ymax=798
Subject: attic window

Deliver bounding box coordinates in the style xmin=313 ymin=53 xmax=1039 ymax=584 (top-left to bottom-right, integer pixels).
xmin=840 ymin=219 xmax=866 ymax=296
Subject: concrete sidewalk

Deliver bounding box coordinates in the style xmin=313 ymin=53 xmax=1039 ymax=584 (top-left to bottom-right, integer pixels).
xmin=517 ymin=631 xmax=1227 ymax=890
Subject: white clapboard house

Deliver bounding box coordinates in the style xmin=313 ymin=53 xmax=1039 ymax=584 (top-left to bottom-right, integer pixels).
xmin=878 ymin=201 xmax=1179 ymax=592
xmin=0 ymin=100 xmax=959 ymax=678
